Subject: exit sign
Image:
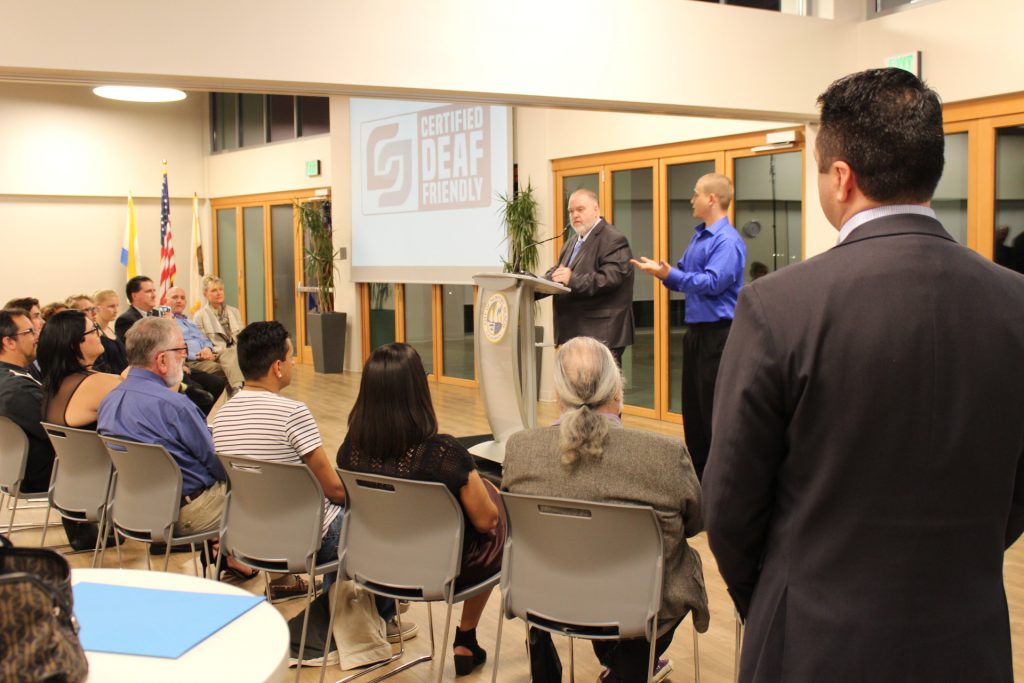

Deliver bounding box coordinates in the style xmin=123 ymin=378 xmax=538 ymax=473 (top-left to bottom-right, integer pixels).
xmin=885 ymin=51 xmax=921 ymax=77
xmin=305 ymin=160 xmax=321 ymax=177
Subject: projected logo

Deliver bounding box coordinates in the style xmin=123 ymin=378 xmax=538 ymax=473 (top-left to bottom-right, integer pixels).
xmin=361 ymin=104 xmax=491 ymax=214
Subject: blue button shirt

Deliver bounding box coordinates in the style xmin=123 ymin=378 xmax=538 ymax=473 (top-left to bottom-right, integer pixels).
xmin=97 ymin=368 xmax=226 ymax=496
xmin=662 ymin=217 xmax=746 ymax=323
xmin=173 ymin=313 xmax=214 ymax=361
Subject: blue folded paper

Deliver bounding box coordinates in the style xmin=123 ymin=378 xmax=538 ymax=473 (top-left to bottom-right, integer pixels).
xmin=73 ymin=582 xmax=265 ymax=658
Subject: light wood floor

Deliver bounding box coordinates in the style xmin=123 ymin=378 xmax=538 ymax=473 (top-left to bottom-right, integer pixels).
xmin=19 ymin=363 xmax=1024 ymax=682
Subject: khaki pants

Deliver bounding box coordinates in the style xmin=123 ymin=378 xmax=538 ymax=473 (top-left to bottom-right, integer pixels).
xmin=174 ymin=481 xmax=227 ymax=535
xmin=189 ymin=346 xmax=244 ymax=390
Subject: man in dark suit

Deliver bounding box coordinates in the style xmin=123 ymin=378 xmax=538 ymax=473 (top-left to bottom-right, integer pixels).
xmin=703 ymin=68 xmax=1024 ymax=682
xmin=544 ymin=188 xmax=634 ymax=365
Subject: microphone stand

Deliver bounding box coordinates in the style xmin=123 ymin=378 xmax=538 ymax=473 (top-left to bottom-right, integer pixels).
xmin=512 ymin=227 xmax=570 ymax=275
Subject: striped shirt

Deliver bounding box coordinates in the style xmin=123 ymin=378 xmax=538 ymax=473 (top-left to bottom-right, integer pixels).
xmin=212 ymin=389 xmax=341 ymax=535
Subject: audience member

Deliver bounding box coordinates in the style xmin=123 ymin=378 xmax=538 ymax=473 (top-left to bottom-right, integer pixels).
xmin=40 ymin=302 xmax=68 ymax=321
xmin=115 ymin=276 xmax=222 ymax=413
xmin=338 ymin=343 xmax=504 ymax=676
xmin=38 ymin=309 xmax=121 ymax=430
xmin=67 ymin=293 xmax=127 ymax=374
xmin=503 ymin=336 xmax=707 ymax=683
xmin=212 ymin=321 xmax=342 ymax=601
xmin=167 ymin=286 xmax=243 ymax=394
xmin=96 ymin=316 xmax=253 ymax=577
xmin=749 ymin=260 xmax=769 ymax=280
xmin=193 ymin=275 xmax=243 ymax=354
xmin=92 ymin=289 xmax=120 ymax=339
xmin=4 ymin=297 xmax=44 ymax=381
xmin=0 ymin=308 xmax=94 ymax=549
xmin=704 ymin=68 xmax=1024 ymax=682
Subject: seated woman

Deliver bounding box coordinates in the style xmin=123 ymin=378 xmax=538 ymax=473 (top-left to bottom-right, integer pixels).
xmin=69 ymin=292 xmax=127 ymax=374
xmin=502 ymin=336 xmax=708 ymax=683
xmin=193 ymin=275 xmax=243 ymax=354
xmin=36 ymin=309 xmax=123 ymax=550
xmin=338 ymin=342 xmax=505 ymax=676
xmin=211 ymin=321 xmax=344 ymax=601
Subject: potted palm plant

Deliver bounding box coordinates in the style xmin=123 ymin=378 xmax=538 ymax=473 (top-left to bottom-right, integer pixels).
xmin=300 ymin=199 xmax=346 ymax=373
xmin=499 ymin=180 xmax=540 ymax=274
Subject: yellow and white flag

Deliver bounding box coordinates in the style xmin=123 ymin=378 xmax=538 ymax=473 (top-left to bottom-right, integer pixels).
xmin=120 ymin=193 xmax=141 ymax=278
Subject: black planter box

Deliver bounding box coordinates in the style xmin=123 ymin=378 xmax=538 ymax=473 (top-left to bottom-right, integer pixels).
xmin=308 ymin=311 xmax=346 ymax=374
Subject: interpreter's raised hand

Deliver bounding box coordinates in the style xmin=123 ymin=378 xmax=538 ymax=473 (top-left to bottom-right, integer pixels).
xmin=630 ymin=256 xmax=671 ymax=280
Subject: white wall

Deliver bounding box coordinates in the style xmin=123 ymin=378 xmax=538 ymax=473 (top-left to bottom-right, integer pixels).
xmin=0 ymin=83 xmax=209 ymax=306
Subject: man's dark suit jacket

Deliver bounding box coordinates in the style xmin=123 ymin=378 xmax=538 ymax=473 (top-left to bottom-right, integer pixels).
xmin=114 ymin=306 xmax=144 ymax=345
xmin=543 ymin=219 xmax=634 ymax=350
xmin=703 ymin=213 xmax=1024 ymax=683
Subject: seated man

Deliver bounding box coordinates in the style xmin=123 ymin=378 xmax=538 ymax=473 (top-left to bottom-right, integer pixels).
xmin=211 ymin=320 xmax=343 ymax=600
xmin=0 ymin=308 xmax=97 ymax=550
xmin=167 ymin=287 xmax=243 ymax=395
xmin=116 ymin=276 xmax=223 ymax=413
xmin=503 ymin=336 xmax=708 ymax=683
xmin=3 ymin=297 xmax=43 ymax=381
xmin=97 ymin=317 xmax=250 ymax=577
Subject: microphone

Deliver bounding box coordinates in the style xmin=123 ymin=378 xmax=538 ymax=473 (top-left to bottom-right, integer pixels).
xmin=512 ymin=228 xmax=568 ymax=275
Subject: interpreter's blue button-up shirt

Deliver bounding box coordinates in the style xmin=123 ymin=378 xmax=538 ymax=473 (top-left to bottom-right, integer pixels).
xmin=97 ymin=368 xmax=225 ymax=496
xmin=662 ymin=217 xmax=746 ymax=324
xmin=174 ymin=313 xmax=214 ymax=360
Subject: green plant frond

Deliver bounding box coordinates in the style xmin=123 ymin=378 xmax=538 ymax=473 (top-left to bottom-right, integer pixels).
xmin=498 ymin=180 xmax=542 ymax=274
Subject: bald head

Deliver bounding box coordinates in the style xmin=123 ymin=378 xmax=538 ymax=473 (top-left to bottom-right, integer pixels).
xmin=166 ymin=287 xmax=187 ymax=315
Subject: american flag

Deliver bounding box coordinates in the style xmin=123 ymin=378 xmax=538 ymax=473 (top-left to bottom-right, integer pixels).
xmin=158 ymin=165 xmax=176 ymax=304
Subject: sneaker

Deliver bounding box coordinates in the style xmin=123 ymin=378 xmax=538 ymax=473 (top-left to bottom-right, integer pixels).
xmin=288 ymin=645 xmax=339 ymax=668
xmin=386 ymin=617 xmax=419 ymax=644
xmin=597 ymin=658 xmax=672 ymax=683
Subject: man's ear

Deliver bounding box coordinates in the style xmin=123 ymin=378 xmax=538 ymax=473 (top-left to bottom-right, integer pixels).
xmin=831 ymin=160 xmax=856 ymax=203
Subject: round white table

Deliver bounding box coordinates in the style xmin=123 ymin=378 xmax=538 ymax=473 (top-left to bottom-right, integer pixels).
xmin=73 ymin=567 xmax=289 ymax=683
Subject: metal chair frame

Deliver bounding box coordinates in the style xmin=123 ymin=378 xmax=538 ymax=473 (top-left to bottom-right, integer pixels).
xmin=328 ymin=469 xmax=501 ymax=683
xmin=0 ymin=416 xmax=56 ymax=536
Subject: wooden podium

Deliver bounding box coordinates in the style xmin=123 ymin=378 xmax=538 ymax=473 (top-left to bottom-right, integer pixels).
xmin=470 ymin=273 xmax=569 ymax=464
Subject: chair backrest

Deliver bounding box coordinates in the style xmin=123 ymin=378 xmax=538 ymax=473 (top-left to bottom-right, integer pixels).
xmin=337 ymin=469 xmax=465 ymax=602
xmin=98 ymin=436 xmax=183 ymax=543
xmin=499 ymin=492 xmax=664 ymax=641
xmin=217 ymin=453 xmax=326 ymax=574
xmin=41 ymin=423 xmax=113 ymax=522
xmin=0 ymin=416 xmax=29 ymax=493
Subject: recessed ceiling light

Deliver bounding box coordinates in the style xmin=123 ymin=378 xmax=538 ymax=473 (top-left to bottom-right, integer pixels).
xmin=93 ymin=86 xmax=187 ymax=103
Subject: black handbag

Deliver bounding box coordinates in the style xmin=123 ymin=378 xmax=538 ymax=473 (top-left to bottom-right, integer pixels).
xmin=0 ymin=534 xmax=88 ymax=683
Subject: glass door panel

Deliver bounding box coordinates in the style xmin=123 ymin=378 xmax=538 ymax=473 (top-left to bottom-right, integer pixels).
xmin=368 ymin=284 xmax=396 ymax=351
xmin=404 ymin=284 xmax=434 ymax=375
xmin=243 ymin=206 xmax=266 ymax=323
xmin=665 ymin=160 xmax=715 ymax=415
xmin=215 ymin=208 xmax=240 ymax=308
xmin=611 ymin=167 xmax=654 ymax=409
xmin=934 ymin=132 xmax=969 ymax=245
xmin=270 ymin=204 xmax=298 ymax=351
xmin=733 ymin=151 xmax=803 ymax=278
xmin=441 ymin=285 xmax=475 ymax=381
xmin=995 ymin=126 xmax=1024 ymax=273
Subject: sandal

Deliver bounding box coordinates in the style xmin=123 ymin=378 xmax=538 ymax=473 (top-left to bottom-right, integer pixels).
xmin=452 ymin=627 xmax=486 ymax=676
xmin=200 ymin=540 xmax=259 ymax=582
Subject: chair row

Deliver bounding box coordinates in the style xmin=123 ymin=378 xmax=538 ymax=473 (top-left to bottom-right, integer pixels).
xmin=1 ymin=418 xmax=721 ymax=683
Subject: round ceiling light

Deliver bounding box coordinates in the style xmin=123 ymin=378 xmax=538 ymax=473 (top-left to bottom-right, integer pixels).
xmin=93 ymin=86 xmax=187 ymax=103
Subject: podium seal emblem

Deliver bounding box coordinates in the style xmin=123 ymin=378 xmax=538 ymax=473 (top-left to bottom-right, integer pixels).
xmin=482 ymin=293 xmax=509 ymax=344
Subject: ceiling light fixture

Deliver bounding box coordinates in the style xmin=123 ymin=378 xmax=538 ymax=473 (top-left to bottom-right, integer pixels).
xmin=93 ymin=86 xmax=187 ymax=103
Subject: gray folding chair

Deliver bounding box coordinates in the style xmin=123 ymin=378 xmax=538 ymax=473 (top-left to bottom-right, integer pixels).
xmin=216 ymin=453 xmax=339 ymax=683
xmin=98 ymin=435 xmax=216 ymax=575
xmin=39 ymin=423 xmax=115 ymax=564
xmin=734 ymin=609 xmax=745 ymax=683
xmin=0 ymin=416 xmax=53 ymax=535
xmin=493 ymin=492 xmax=700 ymax=683
xmin=329 ymin=469 xmax=501 ymax=683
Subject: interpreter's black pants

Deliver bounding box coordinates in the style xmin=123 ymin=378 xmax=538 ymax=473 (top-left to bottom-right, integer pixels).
xmin=682 ymin=320 xmax=731 ymax=479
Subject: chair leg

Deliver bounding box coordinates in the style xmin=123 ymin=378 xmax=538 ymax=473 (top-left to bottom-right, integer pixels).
xmin=38 ymin=499 xmax=54 ymax=547
xmin=734 ymin=611 xmax=744 ymax=683
xmin=7 ymin=492 xmax=19 ymax=534
xmin=646 ymin=617 xmax=659 ymax=683
xmin=569 ymin=636 xmax=575 ymax=683
xmin=490 ymin=593 xmax=507 ymax=683
xmin=293 ymin=574 xmax=318 ymax=683
xmin=693 ymin=621 xmax=702 ymax=683
xmin=162 ymin=540 xmax=173 ymax=572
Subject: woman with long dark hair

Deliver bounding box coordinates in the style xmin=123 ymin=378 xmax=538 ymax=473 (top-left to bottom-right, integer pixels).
xmin=338 ymin=343 xmax=505 ymax=676
xmin=36 ymin=309 xmax=122 ymax=550
xmin=37 ymin=309 xmax=121 ymax=429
